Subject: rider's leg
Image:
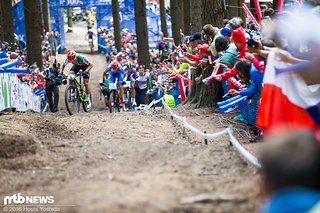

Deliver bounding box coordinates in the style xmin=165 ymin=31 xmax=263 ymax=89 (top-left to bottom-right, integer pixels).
xmin=119 ymin=83 xmax=124 ymax=101
xmin=119 ymin=72 xmax=124 ymax=104
xmin=131 ymin=82 xmax=136 ymax=105
xmin=53 ymin=85 xmax=59 ymax=112
xmin=131 ymin=82 xmax=136 ymax=98
xmin=84 ymin=78 xmax=91 ymax=96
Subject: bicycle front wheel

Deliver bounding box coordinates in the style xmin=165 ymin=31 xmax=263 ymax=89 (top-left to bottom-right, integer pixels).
xmin=65 ymin=85 xmax=80 ymax=115
xmin=109 ymin=91 xmax=115 ymax=113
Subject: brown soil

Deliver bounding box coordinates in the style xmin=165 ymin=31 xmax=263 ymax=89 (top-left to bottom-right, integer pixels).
xmin=0 ymin=21 xmax=262 ymax=213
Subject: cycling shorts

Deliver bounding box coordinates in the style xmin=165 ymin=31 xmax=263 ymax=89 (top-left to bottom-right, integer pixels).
xmin=70 ymin=64 xmax=90 ymax=79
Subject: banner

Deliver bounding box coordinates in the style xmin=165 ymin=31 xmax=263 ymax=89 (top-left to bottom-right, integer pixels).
xmin=0 ymin=73 xmax=42 ymax=112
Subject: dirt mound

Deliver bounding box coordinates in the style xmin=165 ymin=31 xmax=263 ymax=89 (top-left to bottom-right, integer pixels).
xmin=0 ymin=133 xmax=38 ymax=158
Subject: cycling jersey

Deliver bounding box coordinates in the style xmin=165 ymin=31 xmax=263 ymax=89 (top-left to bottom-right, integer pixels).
xmin=123 ymin=67 xmax=137 ymax=82
xmin=104 ymin=64 xmax=124 ymax=83
xmin=87 ymin=31 xmax=94 ymax=40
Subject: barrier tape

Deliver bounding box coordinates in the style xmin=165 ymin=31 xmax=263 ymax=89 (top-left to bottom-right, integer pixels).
xmin=144 ymin=98 xmax=261 ymax=168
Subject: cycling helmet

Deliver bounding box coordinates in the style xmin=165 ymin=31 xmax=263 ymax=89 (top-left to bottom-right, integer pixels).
xmin=111 ymin=60 xmax=119 ymax=70
xmin=127 ymin=61 xmax=134 ymax=69
xmin=67 ymin=50 xmax=76 ymax=61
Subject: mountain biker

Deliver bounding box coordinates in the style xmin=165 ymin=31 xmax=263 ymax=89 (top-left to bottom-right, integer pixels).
xmin=123 ymin=61 xmax=138 ymax=106
xmin=61 ymin=50 xmax=93 ymax=107
xmin=103 ymin=60 xmax=125 ymax=107
xmin=85 ymin=29 xmax=95 ymax=46
xmin=99 ymin=72 xmax=110 ymax=109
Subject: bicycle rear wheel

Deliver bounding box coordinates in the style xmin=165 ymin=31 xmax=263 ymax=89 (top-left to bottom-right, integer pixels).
xmin=65 ymin=85 xmax=80 ymax=115
xmin=116 ymin=92 xmax=120 ymax=112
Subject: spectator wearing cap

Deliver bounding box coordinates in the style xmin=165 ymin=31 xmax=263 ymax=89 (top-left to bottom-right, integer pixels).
xmin=232 ymin=27 xmax=247 ymax=58
xmin=220 ymin=27 xmax=232 ymax=41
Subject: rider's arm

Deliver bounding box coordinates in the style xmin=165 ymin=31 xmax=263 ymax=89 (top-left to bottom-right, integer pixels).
xmin=61 ymin=59 xmax=68 ymax=74
xmin=85 ymin=63 xmax=93 ymax=72
xmin=102 ymin=69 xmax=107 ymax=82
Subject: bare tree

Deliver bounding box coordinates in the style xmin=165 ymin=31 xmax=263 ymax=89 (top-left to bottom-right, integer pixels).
xmin=134 ymin=0 xmax=150 ymax=68
xmin=202 ymin=0 xmax=224 ymax=27
xmin=42 ymin=0 xmax=51 ymax=33
xmin=24 ymin=0 xmax=43 ymax=68
xmin=67 ymin=8 xmax=73 ymax=32
xmin=0 ymin=0 xmax=15 ymax=45
xmin=170 ymin=0 xmax=183 ymax=45
xmin=112 ymin=0 xmax=121 ymax=52
xmin=183 ymin=0 xmax=191 ymax=35
xmin=193 ymin=0 xmax=225 ymax=107
xmin=159 ymin=0 xmax=168 ymax=37
xmin=190 ymin=0 xmax=202 ymax=33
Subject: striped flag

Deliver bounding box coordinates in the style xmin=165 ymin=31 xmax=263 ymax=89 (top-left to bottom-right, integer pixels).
xmin=257 ymin=50 xmax=320 ymax=132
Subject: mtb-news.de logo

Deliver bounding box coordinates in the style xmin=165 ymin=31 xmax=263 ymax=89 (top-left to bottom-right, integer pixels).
xmin=3 ymin=193 xmax=54 ymax=206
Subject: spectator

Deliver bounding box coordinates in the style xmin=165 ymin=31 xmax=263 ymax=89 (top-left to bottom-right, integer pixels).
xmin=44 ymin=60 xmax=62 ymax=113
xmin=135 ymin=65 xmax=148 ymax=107
xmin=259 ymin=130 xmax=320 ymax=213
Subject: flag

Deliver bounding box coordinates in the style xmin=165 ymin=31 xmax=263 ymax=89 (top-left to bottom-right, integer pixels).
xmin=257 ymin=50 xmax=320 ymax=132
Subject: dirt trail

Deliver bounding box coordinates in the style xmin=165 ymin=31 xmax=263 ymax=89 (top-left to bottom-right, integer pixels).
xmin=0 ymin=21 xmax=260 ymax=213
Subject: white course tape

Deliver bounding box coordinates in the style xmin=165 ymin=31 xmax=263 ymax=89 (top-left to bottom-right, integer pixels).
xmin=183 ymin=119 xmax=205 ymax=137
xmin=145 ymin=98 xmax=162 ymax=110
xmin=159 ymin=99 xmax=261 ymax=168
xmin=228 ymin=129 xmax=261 ymax=168
xmin=205 ymin=127 xmax=231 ymax=140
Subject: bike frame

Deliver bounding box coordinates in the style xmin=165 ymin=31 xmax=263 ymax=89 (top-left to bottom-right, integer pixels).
xmin=69 ymin=71 xmax=87 ymax=103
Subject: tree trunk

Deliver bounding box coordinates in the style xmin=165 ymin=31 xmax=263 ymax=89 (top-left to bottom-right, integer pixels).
xmin=134 ymin=0 xmax=150 ymax=68
xmin=190 ymin=0 xmax=224 ymax=107
xmin=183 ymin=0 xmax=191 ymax=35
xmin=170 ymin=0 xmax=182 ymax=45
xmin=42 ymin=0 xmax=51 ymax=33
xmin=190 ymin=0 xmax=202 ymax=33
xmin=226 ymin=0 xmax=245 ymax=21
xmin=273 ymin=0 xmax=278 ymax=11
xmin=67 ymin=8 xmax=73 ymax=32
xmin=190 ymin=67 xmax=203 ymax=104
xmin=187 ymin=67 xmax=200 ymax=103
xmin=202 ymin=0 xmax=224 ymax=27
xmin=196 ymin=64 xmax=224 ymax=107
xmin=112 ymin=0 xmax=121 ymax=52
xmin=0 ymin=2 xmax=3 ymax=41
xmin=159 ymin=0 xmax=168 ymax=37
xmin=24 ymin=0 xmax=43 ymax=69
xmin=179 ymin=1 xmax=184 ymax=33
xmin=0 ymin=0 xmax=15 ymax=45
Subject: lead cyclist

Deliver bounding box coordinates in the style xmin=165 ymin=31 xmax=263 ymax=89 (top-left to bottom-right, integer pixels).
xmin=61 ymin=50 xmax=94 ymax=107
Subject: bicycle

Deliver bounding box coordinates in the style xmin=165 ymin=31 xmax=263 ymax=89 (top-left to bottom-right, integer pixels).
xmin=65 ymin=70 xmax=91 ymax=115
xmin=108 ymin=78 xmax=120 ymax=113
xmin=122 ymin=80 xmax=133 ymax=111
